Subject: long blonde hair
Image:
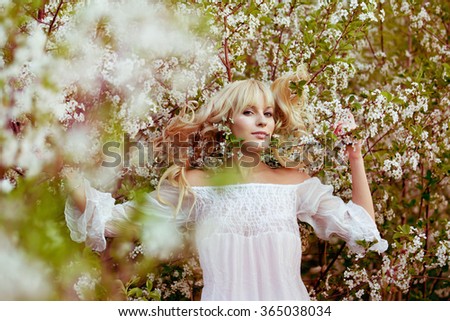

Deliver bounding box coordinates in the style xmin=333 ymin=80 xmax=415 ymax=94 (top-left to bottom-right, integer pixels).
xmin=155 ymin=70 xmax=311 ymax=215
xmin=270 ymin=66 xmax=312 ymax=168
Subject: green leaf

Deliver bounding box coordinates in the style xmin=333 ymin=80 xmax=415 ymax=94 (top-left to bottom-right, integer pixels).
xmin=245 ymin=1 xmax=259 ymax=16
xmin=381 ymin=91 xmax=393 ymax=102
xmin=148 ymin=290 xmax=161 ymax=301
xmin=340 ymin=43 xmax=353 ymax=51
xmin=289 ymin=80 xmax=307 ymax=97
xmin=352 ymin=102 xmax=362 ymax=111
xmin=146 ymin=279 xmax=153 ymax=291
xmin=128 ymin=287 xmax=143 ymax=297
xmin=393 ymin=232 xmax=403 ymax=239
xmin=304 ymin=32 xmax=313 ymax=45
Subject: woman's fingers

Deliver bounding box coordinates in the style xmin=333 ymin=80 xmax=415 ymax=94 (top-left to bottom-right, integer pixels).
xmin=333 ymin=110 xmax=357 ymax=137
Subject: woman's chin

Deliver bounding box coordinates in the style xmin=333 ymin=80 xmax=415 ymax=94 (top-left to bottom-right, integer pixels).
xmin=241 ymin=139 xmax=269 ymax=151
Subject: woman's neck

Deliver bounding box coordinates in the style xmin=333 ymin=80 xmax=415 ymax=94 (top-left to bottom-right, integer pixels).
xmin=227 ymin=148 xmax=270 ymax=179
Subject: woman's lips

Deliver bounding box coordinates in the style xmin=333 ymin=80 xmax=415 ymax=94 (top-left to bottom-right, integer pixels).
xmin=252 ymin=132 xmax=268 ymax=140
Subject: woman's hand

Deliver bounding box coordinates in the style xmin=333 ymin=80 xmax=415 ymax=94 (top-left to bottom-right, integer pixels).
xmin=62 ymin=166 xmax=87 ymax=212
xmin=333 ymin=110 xmax=363 ymax=160
xmin=333 ymin=109 xmax=357 ymax=136
xmin=62 ymin=166 xmax=83 ymax=189
xmin=346 ymin=140 xmax=363 ymax=160
xmin=333 ymin=110 xmax=374 ymax=219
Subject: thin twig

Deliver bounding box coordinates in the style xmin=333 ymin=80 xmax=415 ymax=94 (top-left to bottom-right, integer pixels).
xmin=23 ymin=7 xmax=49 ymax=25
xmin=44 ymin=0 xmax=64 ymax=50
xmin=378 ymin=1 xmax=384 ymax=56
xmin=313 ymin=242 xmax=346 ymax=290
xmin=13 ymin=167 xmax=25 ymax=177
xmin=411 ymin=272 xmax=447 ymax=281
xmin=270 ymin=2 xmax=296 ymax=80
xmin=306 ymin=64 xmax=328 ymax=85
xmin=365 ymin=33 xmax=379 ymax=62
xmin=307 ymin=13 xmax=354 ymax=85
xmin=214 ymin=2 xmax=244 ymax=23
xmin=418 ymin=162 xmax=424 ymax=219
xmin=47 ymin=0 xmax=64 ymax=37
xmin=224 ymin=21 xmax=246 ymax=41
xmin=308 ymin=4 xmax=334 ymax=68
xmin=428 ymin=270 xmax=444 ymax=297
xmin=407 ymin=16 xmax=412 ymax=68
xmin=363 ymin=127 xmax=394 ymax=158
xmin=222 ymin=17 xmax=233 ymax=82
xmin=421 ymin=26 xmax=448 ymax=46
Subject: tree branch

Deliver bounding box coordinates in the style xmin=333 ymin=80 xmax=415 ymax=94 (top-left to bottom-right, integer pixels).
xmin=313 ymin=242 xmax=346 ymax=291
xmin=47 ymin=0 xmax=64 ymax=37
xmin=307 ymin=13 xmax=354 ymax=85
xmin=365 ymin=33 xmax=379 ymax=62
xmin=378 ymin=1 xmax=384 ymax=57
xmin=270 ymin=2 xmax=296 ymax=80
xmin=222 ymin=16 xmax=233 ymax=82
xmin=363 ymin=127 xmax=394 ymax=158
xmin=421 ymin=26 xmax=448 ymax=46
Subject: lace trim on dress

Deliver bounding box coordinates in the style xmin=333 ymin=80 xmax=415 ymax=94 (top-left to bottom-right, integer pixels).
xmin=192 ymin=184 xmax=300 ymax=237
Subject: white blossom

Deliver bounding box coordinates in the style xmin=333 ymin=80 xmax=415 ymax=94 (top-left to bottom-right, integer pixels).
xmin=0 ymin=233 xmax=53 ymax=299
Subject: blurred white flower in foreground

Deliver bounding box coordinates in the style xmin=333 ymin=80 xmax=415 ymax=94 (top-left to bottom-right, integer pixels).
xmin=141 ymin=217 xmax=183 ymax=260
xmin=0 ymin=232 xmax=53 ymax=300
xmin=0 ymin=179 xmax=14 ymax=193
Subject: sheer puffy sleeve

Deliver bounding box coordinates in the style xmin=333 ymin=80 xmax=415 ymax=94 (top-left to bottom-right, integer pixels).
xmin=296 ymin=178 xmax=388 ymax=254
xmin=64 ymin=179 xmax=195 ymax=253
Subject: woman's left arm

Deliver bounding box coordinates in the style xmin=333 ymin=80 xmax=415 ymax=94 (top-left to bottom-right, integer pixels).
xmin=347 ymin=143 xmax=375 ymax=221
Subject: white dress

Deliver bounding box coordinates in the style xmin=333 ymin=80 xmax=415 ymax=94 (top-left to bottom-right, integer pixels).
xmin=65 ymin=177 xmax=388 ymax=301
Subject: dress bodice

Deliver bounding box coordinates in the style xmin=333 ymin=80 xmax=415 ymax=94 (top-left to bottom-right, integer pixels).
xmin=65 ymin=177 xmax=388 ymax=300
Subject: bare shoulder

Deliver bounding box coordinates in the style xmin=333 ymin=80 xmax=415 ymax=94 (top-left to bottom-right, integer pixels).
xmin=185 ymin=169 xmax=210 ymax=187
xmin=274 ymin=167 xmax=311 ymax=185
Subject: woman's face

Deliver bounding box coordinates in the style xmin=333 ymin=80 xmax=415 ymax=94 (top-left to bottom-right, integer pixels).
xmin=230 ymin=93 xmax=275 ymax=150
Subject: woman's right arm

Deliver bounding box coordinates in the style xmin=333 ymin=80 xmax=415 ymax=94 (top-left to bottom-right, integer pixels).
xmin=64 ymin=173 xmax=132 ymax=252
xmin=65 ymin=169 xmax=87 ymax=212
xmin=63 ymin=169 xmax=194 ymax=255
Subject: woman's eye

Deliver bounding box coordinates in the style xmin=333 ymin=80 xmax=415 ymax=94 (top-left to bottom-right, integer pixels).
xmin=243 ymin=111 xmax=252 ymax=115
xmin=265 ymin=112 xmax=273 ymax=117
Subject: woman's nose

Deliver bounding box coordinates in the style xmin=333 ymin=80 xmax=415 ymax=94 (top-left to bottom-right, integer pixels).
xmin=257 ymin=115 xmax=267 ymax=126
xmin=258 ymin=117 xmax=267 ymax=126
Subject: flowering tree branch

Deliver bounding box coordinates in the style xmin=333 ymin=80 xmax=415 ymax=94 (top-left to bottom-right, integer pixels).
xmin=221 ymin=16 xmax=233 ymax=82
xmin=270 ymin=2 xmax=295 ymax=81
xmin=47 ymin=0 xmax=64 ymax=37
xmin=307 ymin=13 xmax=355 ymax=85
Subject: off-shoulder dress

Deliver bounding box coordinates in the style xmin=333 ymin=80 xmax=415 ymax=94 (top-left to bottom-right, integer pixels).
xmin=65 ymin=177 xmax=387 ymax=301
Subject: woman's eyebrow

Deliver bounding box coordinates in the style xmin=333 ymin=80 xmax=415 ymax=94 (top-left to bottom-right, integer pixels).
xmin=244 ymin=105 xmax=257 ymax=111
xmin=246 ymin=105 xmax=274 ymax=110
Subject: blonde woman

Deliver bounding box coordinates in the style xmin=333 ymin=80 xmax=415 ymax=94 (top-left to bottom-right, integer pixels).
xmin=65 ymin=71 xmax=387 ymax=300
